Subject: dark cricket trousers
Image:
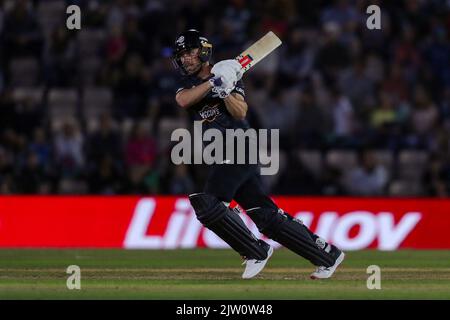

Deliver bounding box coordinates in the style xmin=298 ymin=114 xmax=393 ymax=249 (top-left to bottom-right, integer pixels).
xmin=204 ymin=162 xmax=278 ymax=211
xmin=202 ymin=134 xmax=278 ymax=211
xmin=201 ymin=144 xmax=337 ymax=267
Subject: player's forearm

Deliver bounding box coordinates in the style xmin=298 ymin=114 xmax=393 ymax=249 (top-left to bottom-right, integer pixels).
xmin=224 ymin=94 xmax=248 ymax=120
xmin=176 ymin=81 xmax=212 ymax=108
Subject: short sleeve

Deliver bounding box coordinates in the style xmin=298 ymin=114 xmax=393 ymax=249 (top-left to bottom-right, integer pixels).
xmin=175 ymin=77 xmax=192 ymax=95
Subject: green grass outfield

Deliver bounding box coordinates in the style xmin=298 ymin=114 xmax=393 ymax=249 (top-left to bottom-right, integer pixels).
xmin=0 ymin=249 xmax=449 ymax=299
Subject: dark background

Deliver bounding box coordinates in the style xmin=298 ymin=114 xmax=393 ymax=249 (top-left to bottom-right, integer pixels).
xmin=0 ymin=0 xmax=449 ymax=197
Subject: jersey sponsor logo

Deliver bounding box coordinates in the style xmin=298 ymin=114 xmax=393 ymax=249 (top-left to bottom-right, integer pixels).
xmin=176 ymin=36 xmax=185 ymax=45
xmin=199 ymin=103 xmax=221 ymax=122
xmin=176 ymin=87 xmax=185 ymax=94
xmin=1 ymin=197 xmax=449 ymax=250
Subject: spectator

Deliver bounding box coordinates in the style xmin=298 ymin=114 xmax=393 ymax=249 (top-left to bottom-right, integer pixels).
xmin=82 ymin=0 xmax=108 ymax=28
xmin=438 ymin=86 xmax=450 ymax=128
xmin=0 ymin=68 xmax=4 ymax=93
xmin=105 ymin=25 xmax=127 ymax=64
xmin=316 ymin=22 xmax=350 ymax=82
xmin=222 ymin=0 xmax=251 ymax=44
xmin=422 ymin=22 xmax=450 ymax=91
xmin=329 ymin=87 xmax=355 ymax=145
xmin=2 ymin=0 xmax=42 ymax=63
xmin=408 ymin=86 xmax=438 ymax=148
xmin=0 ymin=147 xmax=13 ymax=192
xmin=123 ymin=16 xmax=147 ymax=61
xmin=393 ymin=26 xmax=421 ymax=71
xmin=318 ymin=164 xmax=345 ymax=196
xmin=260 ymin=0 xmax=291 ymax=38
xmin=0 ymin=1 xmax=448 ymax=197
xmin=273 ymin=152 xmax=320 ymax=195
xmin=320 ymin=0 xmax=360 ymax=28
xmin=44 ymin=27 xmax=77 ymax=87
xmin=422 ymin=153 xmax=449 ymax=197
xmin=369 ymin=90 xmax=406 ymax=150
xmin=0 ymin=1 xmax=4 ymax=35
xmin=370 ymin=91 xmax=397 ymax=129
xmin=381 ymin=63 xmax=410 ymax=103
xmin=112 ymin=53 xmax=150 ymax=118
xmin=125 ymin=121 xmax=157 ymax=168
xmin=0 ymin=174 xmax=14 ymax=194
xmin=339 ymin=58 xmax=375 ymax=110
xmin=213 ymin=23 xmax=245 ymax=62
xmin=254 ymin=89 xmax=298 ymax=136
xmin=88 ymin=155 xmax=123 ymax=194
xmin=14 ymin=96 xmax=44 ymax=137
xmin=106 ymin=0 xmax=139 ymax=31
xmin=279 ymin=28 xmax=316 ymax=83
xmin=0 ymin=89 xmax=17 ymax=131
xmin=151 ymin=56 xmax=179 ymax=119
xmin=15 ymin=150 xmax=50 ymax=194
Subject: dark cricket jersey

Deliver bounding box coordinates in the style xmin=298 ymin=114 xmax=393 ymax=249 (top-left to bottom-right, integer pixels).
xmin=175 ymin=74 xmax=249 ymax=133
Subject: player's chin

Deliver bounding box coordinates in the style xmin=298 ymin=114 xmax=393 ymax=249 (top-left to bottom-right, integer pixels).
xmin=185 ymin=64 xmax=202 ymax=75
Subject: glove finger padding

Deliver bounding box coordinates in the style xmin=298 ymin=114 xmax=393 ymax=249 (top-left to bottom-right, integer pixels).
xmin=211 ymin=60 xmax=240 ymax=99
xmin=212 ymin=67 xmax=237 ymax=85
xmin=221 ymin=74 xmax=237 ymax=89
xmin=211 ymin=63 xmax=228 ymax=78
xmin=236 ymin=67 xmax=244 ymax=81
xmin=210 ymin=74 xmax=236 ymax=99
xmin=224 ymin=60 xmax=244 ymax=81
xmin=214 ymin=59 xmax=242 ymax=73
xmin=212 ymin=85 xmax=233 ymax=99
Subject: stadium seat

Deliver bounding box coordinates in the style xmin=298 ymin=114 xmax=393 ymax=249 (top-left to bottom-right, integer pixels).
xmin=371 ymin=150 xmax=394 ymax=174
xmin=398 ymin=150 xmax=429 ymax=181
xmin=259 ymin=149 xmax=287 ymax=190
xmin=79 ymin=58 xmax=102 ymax=86
xmin=325 ymin=150 xmax=358 ymax=171
xmin=86 ymin=118 xmax=98 ymax=133
xmin=398 ymin=150 xmax=428 ymax=166
xmin=50 ymin=115 xmax=79 ymax=134
xmin=86 ymin=115 xmax=119 ymax=134
xmin=12 ymin=87 xmax=44 ymax=104
xmin=388 ymin=180 xmax=423 ymax=196
xmin=139 ymin=118 xmax=153 ymax=134
xmin=77 ymin=29 xmax=106 ymax=57
xmin=158 ymin=118 xmax=187 ymax=150
xmin=37 ymin=0 xmax=65 ymax=38
xmin=58 ymin=179 xmax=88 ymax=194
xmin=9 ymin=58 xmax=40 ymax=87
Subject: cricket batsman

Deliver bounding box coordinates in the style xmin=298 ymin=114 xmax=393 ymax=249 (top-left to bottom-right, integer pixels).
xmin=172 ymin=29 xmax=345 ymax=279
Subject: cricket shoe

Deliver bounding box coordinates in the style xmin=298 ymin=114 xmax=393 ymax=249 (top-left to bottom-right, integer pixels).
xmin=241 ymin=244 xmax=274 ymax=279
xmin=310 ymin=245 xmax=345 ymax=280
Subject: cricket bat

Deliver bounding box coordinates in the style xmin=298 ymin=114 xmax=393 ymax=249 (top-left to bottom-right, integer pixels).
xmin=235 ymin=31 xmax=282 ymax=73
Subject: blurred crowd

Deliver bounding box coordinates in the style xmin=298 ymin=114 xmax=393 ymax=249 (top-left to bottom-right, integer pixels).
xmin=0 ymin=0 xmax=450 ymax=196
